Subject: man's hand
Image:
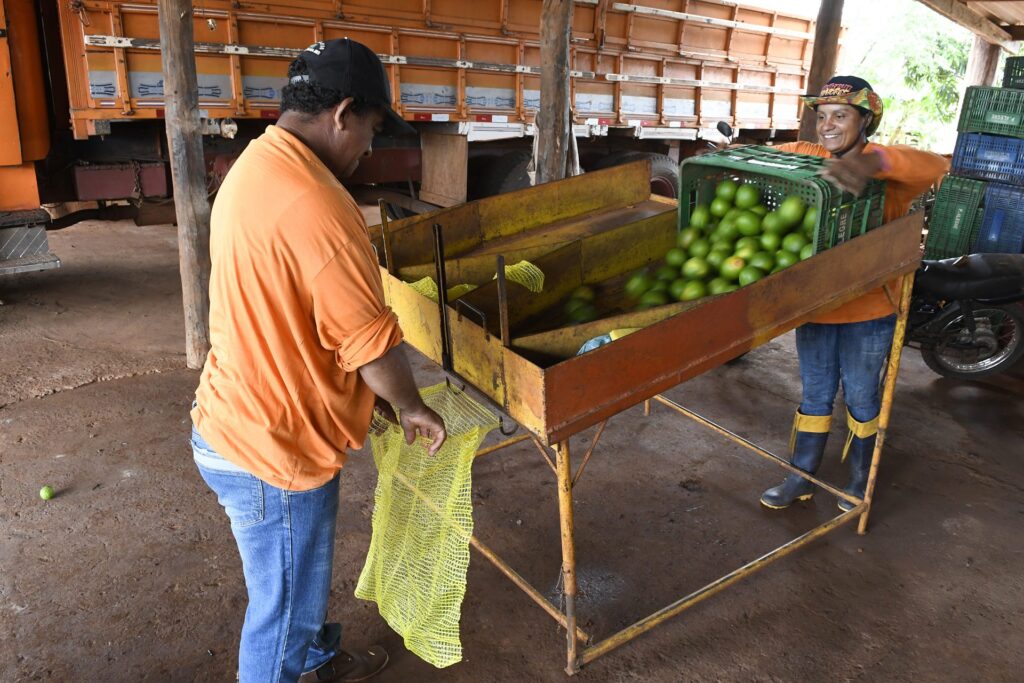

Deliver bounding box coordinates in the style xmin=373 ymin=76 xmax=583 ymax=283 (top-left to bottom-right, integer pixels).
xmin=399 ymin=404 xmax=447 ymax=456
xmin=820 ymin=150 xmax=884 ymax=196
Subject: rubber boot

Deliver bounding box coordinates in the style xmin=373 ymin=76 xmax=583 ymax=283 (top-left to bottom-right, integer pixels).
xmin=838 ymin=411 xmax=879 ymax=512
xmin=760 ymin=411 xmax=831 ymax=509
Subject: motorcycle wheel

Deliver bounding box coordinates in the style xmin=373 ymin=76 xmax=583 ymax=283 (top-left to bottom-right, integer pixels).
xmin=919 ymin=305 xmax=1024 ymax=380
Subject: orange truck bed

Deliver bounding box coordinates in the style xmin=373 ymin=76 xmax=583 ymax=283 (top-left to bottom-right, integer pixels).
xmin=55 ymin=0 xmax=814 ymax=139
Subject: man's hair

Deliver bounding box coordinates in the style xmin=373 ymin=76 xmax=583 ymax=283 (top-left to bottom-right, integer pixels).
xmin=280 ymin=58 xmax=373 ymax=116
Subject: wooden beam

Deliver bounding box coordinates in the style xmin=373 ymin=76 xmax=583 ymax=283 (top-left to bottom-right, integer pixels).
xmin=1006 ymin=25 xmax=1024 ymax=41
xmin=799 ymin=0 xmax=843 ymax=143
xmin=536 ymin=0 xmax=573 ymax=185
xmin=158 ymin=0 xmax=211 ymax=369
xmin=915 ymin=0 xmax=1014 ymax=49
xmin=964 ymin=33 xmax=1001 ymax=87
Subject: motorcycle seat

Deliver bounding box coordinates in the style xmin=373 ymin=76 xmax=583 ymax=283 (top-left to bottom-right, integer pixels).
xmin=916 ymin=253 xmax=1024 ymax=301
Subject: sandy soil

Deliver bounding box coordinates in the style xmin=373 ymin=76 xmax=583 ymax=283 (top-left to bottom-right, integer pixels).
xmin=1 ymin=220 xmax=1022 ymax=682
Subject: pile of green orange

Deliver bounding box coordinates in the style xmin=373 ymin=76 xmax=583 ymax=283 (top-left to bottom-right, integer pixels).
xmin=626 ymin=178 xmax=818 ymax=308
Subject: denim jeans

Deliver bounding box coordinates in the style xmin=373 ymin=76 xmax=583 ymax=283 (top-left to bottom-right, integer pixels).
xmin=795 ymin=315 xmax=897 ymax=423
xmin=192 ymin=426 xmax=342 ymax=683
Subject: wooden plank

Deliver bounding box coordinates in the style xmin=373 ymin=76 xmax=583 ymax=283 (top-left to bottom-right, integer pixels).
xmin=537 ymin=0 xmax=574 ymax=184
xmin=419 ymin=131 xmax=468 ymax=207
xmin=916 ymin=0 xmax=1014 ymax=49
xmin=158 ymin=0 xmax=211 ymax=369
xmin=964 ymin=33 xmax=1001 ymax=87
xmin=799 ymin=0 xmax=843 ymax=142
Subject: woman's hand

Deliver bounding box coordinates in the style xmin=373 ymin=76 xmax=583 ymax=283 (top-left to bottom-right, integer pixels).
xmin=820 ymin=150 xmax=884 ymax=196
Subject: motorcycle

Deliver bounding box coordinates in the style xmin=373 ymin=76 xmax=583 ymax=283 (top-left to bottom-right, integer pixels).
xmin=907 ymin=253 xmax=1024 ymax=380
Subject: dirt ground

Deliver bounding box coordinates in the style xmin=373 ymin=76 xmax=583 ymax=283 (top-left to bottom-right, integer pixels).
xmin=2 ymin=220 xmax=1022 ymax=682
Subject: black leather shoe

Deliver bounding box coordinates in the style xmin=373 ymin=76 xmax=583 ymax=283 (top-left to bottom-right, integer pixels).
xmin=299 ymin=646 xmax=389 ymax=683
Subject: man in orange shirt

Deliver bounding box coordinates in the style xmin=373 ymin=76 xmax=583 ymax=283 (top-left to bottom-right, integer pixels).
xmin=190 ymin=39 xmax=446 ymax=683
xmin=759 ymin=76 xmax=947 ymax=512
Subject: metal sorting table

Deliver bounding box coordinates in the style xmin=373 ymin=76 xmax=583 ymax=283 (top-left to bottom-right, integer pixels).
xmin=374 ymin=164 xmax=922 ymax=674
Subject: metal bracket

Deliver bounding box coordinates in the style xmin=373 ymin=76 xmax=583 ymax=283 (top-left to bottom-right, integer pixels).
xmin=432 ymin=223 xmax=454 ymax=372
xmin=454 ymin=299 xmax=489 ymax=338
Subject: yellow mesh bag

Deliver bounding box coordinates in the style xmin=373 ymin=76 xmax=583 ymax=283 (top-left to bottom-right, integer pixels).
xmin=404 ymin=278 xmax=478 ymax=302
xmin=355 ymin=383 xmax=499 ymax=668
xmin=497 ymin=260 xmax=545 ymax=293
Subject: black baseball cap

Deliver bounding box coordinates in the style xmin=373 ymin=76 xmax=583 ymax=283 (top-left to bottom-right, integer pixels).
xmin=289 ymin=38 xmax=416 ymax=136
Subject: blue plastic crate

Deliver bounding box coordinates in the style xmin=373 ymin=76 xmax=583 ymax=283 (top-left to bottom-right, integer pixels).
xmin=952 ymin=133 xmax=1024 ymax=185
xmin=974 ymin=183 xmax=1024 ymax=253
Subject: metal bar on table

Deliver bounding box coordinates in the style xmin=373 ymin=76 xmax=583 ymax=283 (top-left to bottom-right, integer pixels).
xmin=532 ymin=437 xmax=558 ymax=475
xmin=391 ymin=470 xmax=590 ymax=642
xmin=555 ymin=441 xmax=581 ymax=675
xmin=377 ymin=199 xmax=394 ymax=273
xmin=572 ymin=420 xmax=608 ymax=486
xmin=858 ymin=273 xmax=914 ymax=535
xmin=579 ymin=505 xmax=864 ymax=666
xmin=496 ymin=254 xmax=511 ymax=347
xmin=432 ymin=223 xmax=453 ymax=372
xmin=651 ymin=395 xmax=859 ymax=505
xmin=475 ymin=433 xmax=531 ymax=458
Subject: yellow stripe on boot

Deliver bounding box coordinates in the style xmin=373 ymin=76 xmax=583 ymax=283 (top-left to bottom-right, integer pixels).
xmin=788 ymin=411 xmax=832 ymax=454
xmin=842 ymin=410 xmax=879 ymax=462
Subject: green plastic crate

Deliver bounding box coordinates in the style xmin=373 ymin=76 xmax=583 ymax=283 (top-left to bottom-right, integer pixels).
xmin=1003 ymin=56 xmax=1024 ymax=90
xmin=924 ymin=175 xmax=985 ymax=260
xmin=958 ymin=87 xmax=1024 ymax=139
xmin=678 ymin=146 xmax=886 ymax=255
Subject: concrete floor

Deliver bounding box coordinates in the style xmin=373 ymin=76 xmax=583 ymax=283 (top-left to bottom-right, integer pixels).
xmin=1 ymin=220 xmax=1022 ymax=682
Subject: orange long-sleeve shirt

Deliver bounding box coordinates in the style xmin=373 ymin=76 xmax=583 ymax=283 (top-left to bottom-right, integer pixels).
xmin=776 ymin=141 xmax=948 ymax=323
xmin=191 ymin=125 xmax=403 ymax=491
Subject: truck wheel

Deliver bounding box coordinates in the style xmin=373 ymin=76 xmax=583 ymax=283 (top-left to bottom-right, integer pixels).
xmin=590 ymin=151 xmax=679 ymax=198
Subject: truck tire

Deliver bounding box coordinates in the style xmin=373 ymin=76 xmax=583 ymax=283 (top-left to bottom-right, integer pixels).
xmin=591 ymin=151 xmax=679 ymax=198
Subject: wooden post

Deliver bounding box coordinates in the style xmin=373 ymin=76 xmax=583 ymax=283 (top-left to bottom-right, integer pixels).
xmin=159 ymin=0 xmax=211 ymax=369
xmin=536 ymin=0 xmax=573 ymax=185
xmin=964 ymin=34 xmax=1000 ymax=88
xmin=798 ymin=0 xmax=844 ymax=142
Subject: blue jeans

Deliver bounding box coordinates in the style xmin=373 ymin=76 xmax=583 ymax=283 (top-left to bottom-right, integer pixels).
xmin=192 ymin=426 xmax=341 ymax=683
xmin=795 ymin=315 xmax=897 ymax=423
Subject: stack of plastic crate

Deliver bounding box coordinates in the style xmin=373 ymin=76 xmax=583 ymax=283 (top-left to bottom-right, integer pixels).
xmin=929 ymin=57 xmax=1024 ymax=258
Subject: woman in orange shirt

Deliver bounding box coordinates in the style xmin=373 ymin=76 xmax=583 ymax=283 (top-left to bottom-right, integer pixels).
xmin=760 ymin=77 xmax=948 ymax=512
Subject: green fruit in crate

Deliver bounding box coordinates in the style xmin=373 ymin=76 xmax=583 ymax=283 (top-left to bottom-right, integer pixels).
xmin=677 ymin=226 xmax=701 ymax=250
xmin=778 ymin=196 xmax=806 ymax=227
xmin=570 ymin=285 xmax=596 ymax=302
xmin=638 ymin=290 xmax=670 ymax=308
xmin=655 ymin=264 xmax=679 ymax=282
xmin=723 ymin=207 xmax=744 ymax=223
xmin=748 ymin=251 xmax=775 ymax=273
xmin=800 ymin=243 xmax=815 ymax=260
xmin=568 ymin=302 xmax=598 ymax=324
xmin=735 ymin=184 xmax=761 ymax=209
xmin=690 ymin=205 xmax=712 ymax=229
xmin=774 ymin=250 xmax=799 ymax=270
xmin=735 ymin=236 xmax=760 ymax=251
xmin=624 ymin=271 xmax=655 ymax=299
xmin=716 ymin=222 xmax=740 ymax=242
xmin=705 ymin=249 xmax=728 ymax=272
xmin=715 ymin=179 xmax=738 ymax=202
xmin=733 ymin=244 xmax=758 ymax=262
xmin=782 ymin=232 xmax=810 ymax=254
xmin=750 ymin=204 xmax=769 ymax=217
xmin=738 ymin=265 xmax=766 ymax=287
xmin=761 ymin=211 xmax=784 ymax=234
xmin=802 ymin=206 xmax=818 ymax=234
xmin=649 ymin=280 xmax=670 ymax=294
xmin=679 ymin=280 xmax=708 ymax=301
xmin=688 ymin=238 xmax=711 ymax=259
xmin=707 ymin=277 xmax=734 ymax=295
xmin=719 ymin=256 xmax=746 ymax=282
xmin=681 ymin=257 xmax=711 ymax=280
xmin=669 ymin=278 xmax=689 ymax=301
xmin=710 ymin=197 xmax=731 ymax=218
xmin=759 ymin=231 xmax=782 ymax=252
xmin=735 ymin=211 xmax=763 ymax=236
xmin=665 ymin=247 xmax=688 ymax=268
